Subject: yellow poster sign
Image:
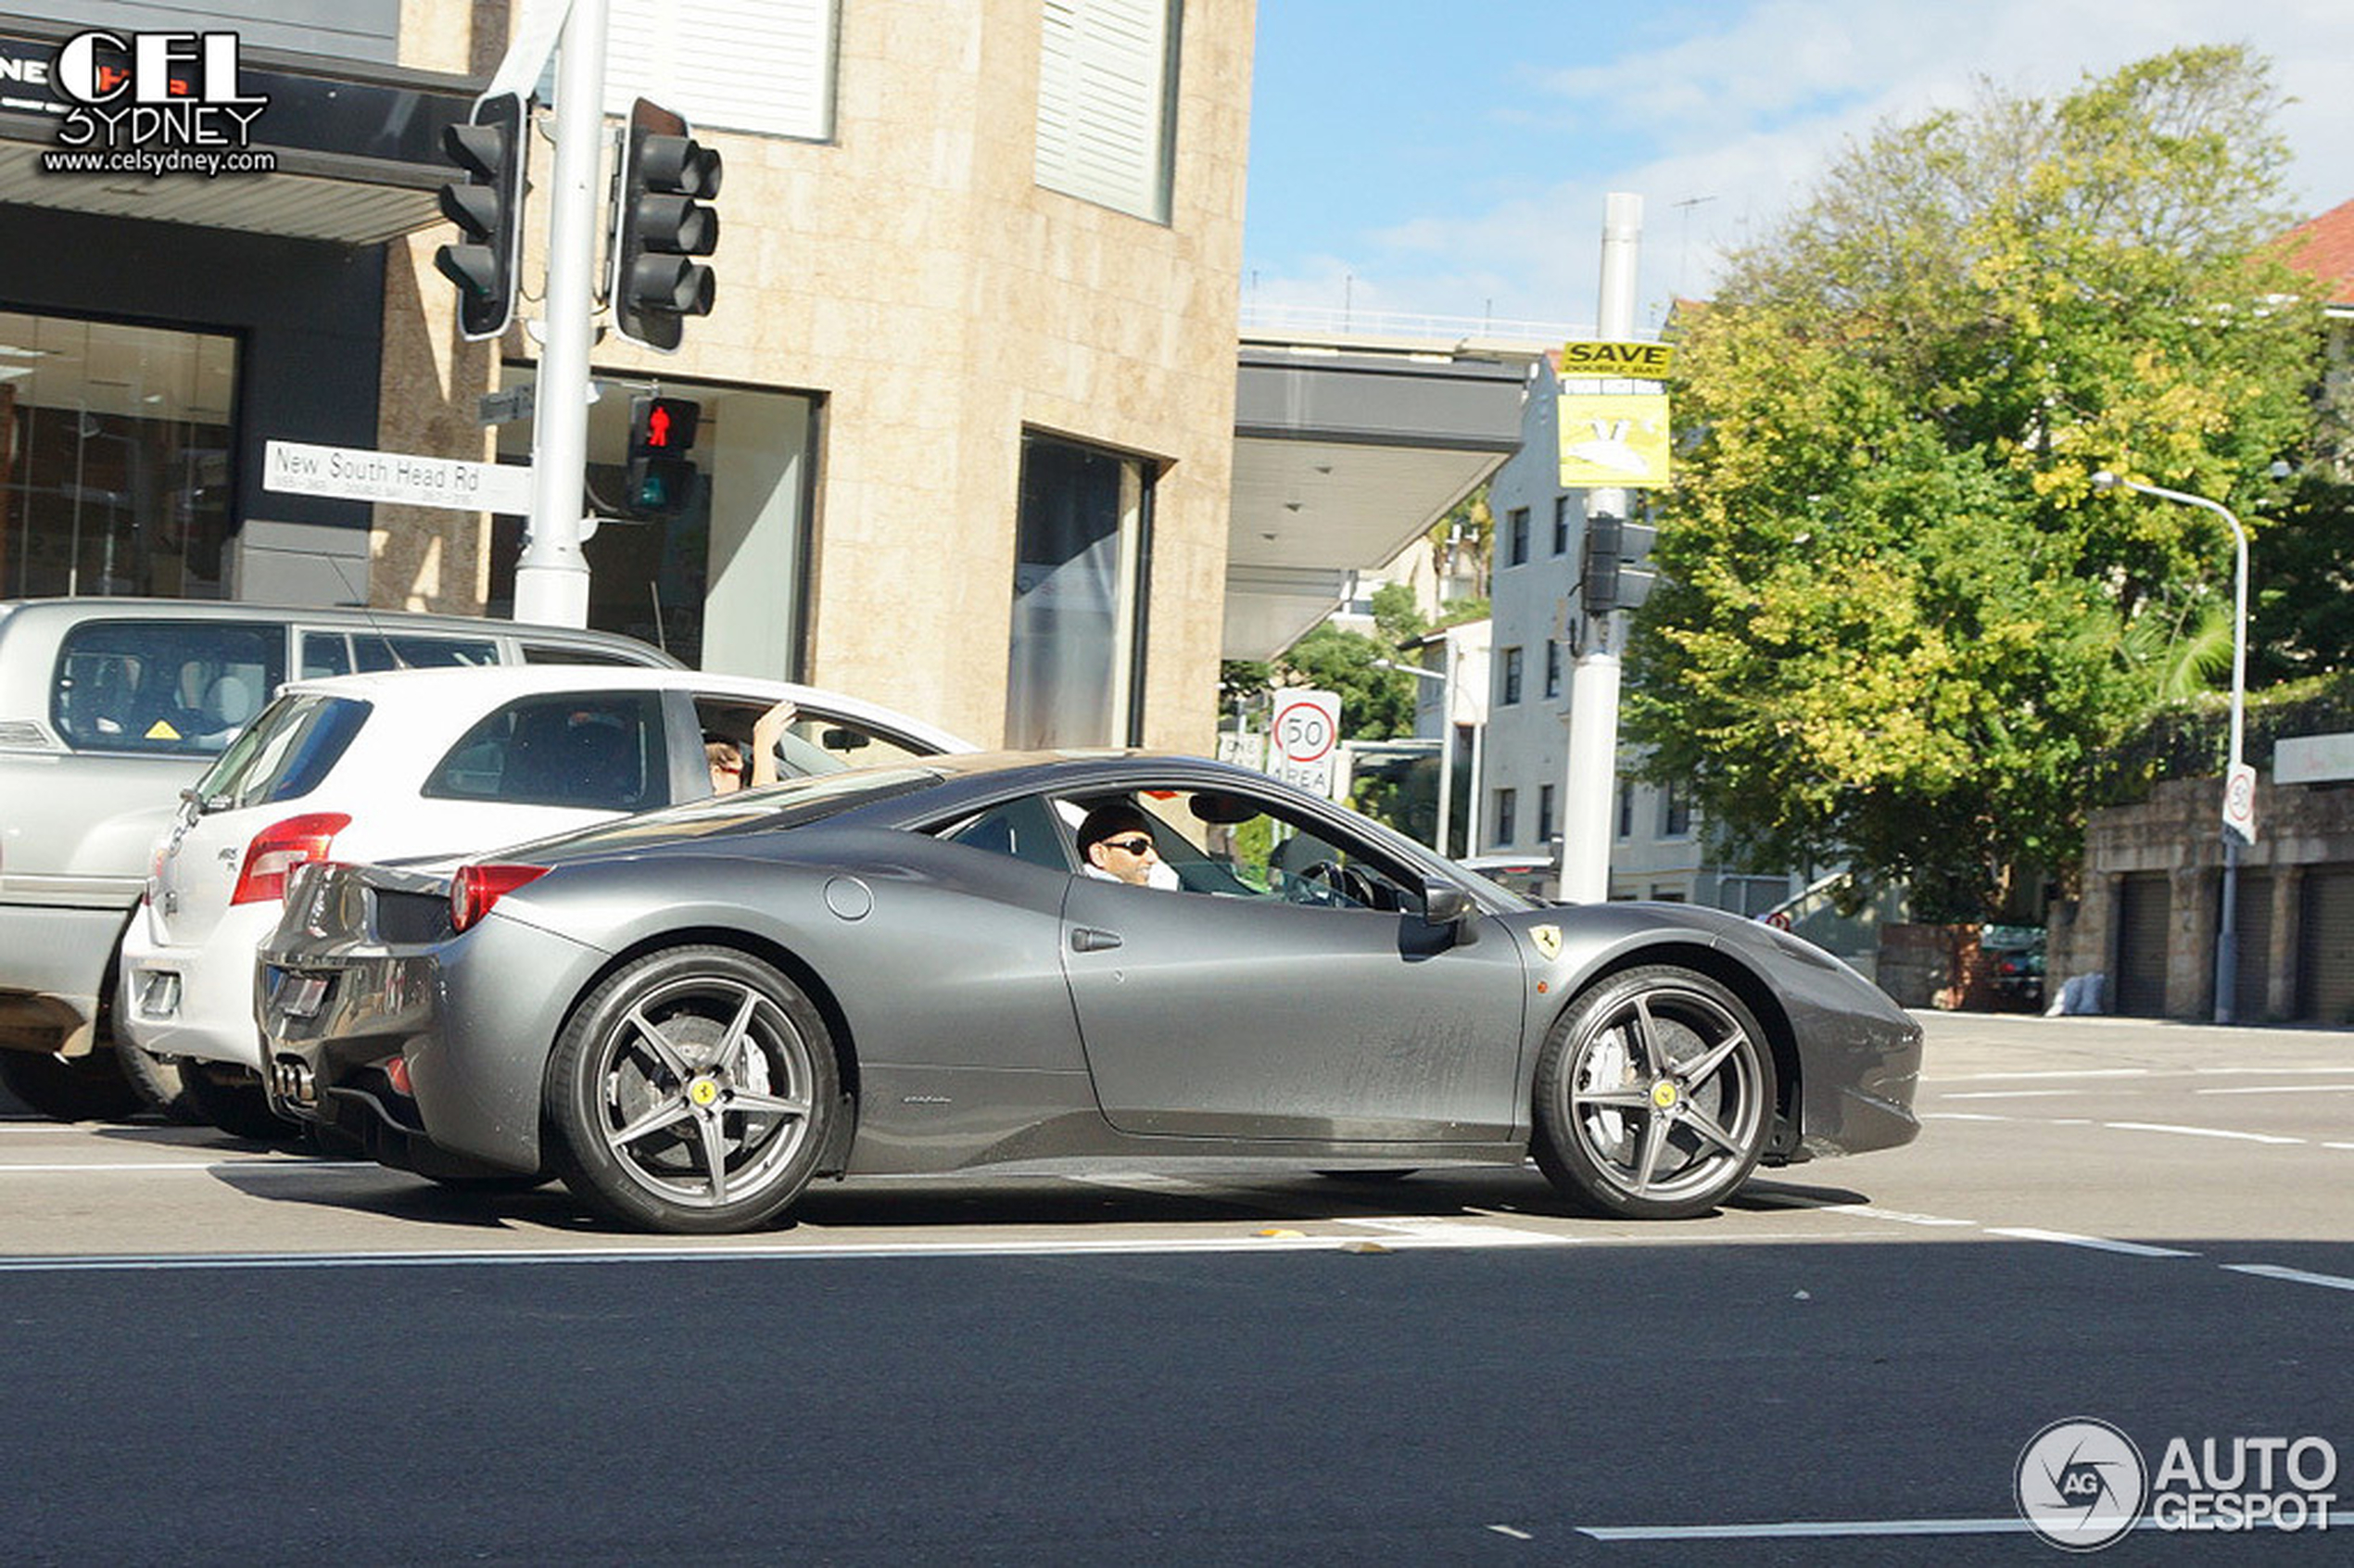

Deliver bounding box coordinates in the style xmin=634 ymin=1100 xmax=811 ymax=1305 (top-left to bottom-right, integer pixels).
xmin=1558 ymin=393 xmax=1672 ymax=488
xmin=1559 ymin=339 xmax=1675 ymax=378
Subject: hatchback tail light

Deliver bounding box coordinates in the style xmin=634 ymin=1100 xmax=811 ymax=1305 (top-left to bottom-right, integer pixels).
xmin=230 ymin=814 xmax=352 ymax=905
xmin=449 ymin=863 xmax=551 ymax=932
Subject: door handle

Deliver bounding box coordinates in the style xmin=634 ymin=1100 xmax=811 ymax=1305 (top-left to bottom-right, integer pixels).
xmin=1069 ymin=927 xmax=1124 ymax=953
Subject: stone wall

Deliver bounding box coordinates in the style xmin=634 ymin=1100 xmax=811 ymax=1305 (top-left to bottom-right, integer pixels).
xmin=2060 ymin=772 xmax=2354 ymax=1020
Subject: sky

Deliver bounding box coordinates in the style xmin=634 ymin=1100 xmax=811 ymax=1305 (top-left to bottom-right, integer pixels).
xmin=1241 ymin=0 xmax=2354 ymax=335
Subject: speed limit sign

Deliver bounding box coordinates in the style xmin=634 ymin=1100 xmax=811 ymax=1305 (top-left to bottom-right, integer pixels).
xmin=2221 ymin=761 xmax=2258 ymax=847
xmin=1270 ymin=689 xmax=1342 ymax=798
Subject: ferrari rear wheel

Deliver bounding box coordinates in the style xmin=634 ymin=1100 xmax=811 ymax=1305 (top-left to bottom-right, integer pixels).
xmin=545 ymin=945 xmax=839 ymax=1235
xmin=1533 ymin=965 xmax=1774 ymax=1220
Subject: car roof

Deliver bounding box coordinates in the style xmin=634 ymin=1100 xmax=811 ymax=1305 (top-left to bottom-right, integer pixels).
xmin=0 ymin=595 xmax=673 ymax=652
xmin=280 ymin=665 xmax=976 ymax=753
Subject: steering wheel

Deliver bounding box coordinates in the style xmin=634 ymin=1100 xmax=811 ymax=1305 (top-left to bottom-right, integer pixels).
xmin=1291 ymin=859 xmax=1375 ymax=908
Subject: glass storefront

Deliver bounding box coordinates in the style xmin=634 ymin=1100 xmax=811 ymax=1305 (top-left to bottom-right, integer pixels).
xmin=0 ymin=312 xmax=238 ymax=601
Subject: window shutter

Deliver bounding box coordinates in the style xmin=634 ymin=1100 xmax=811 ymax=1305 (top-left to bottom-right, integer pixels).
xmin=602 ymin=0 xmax=838 ymax=141
xmin=1036 ymin=0 xmax=1175 ymax=221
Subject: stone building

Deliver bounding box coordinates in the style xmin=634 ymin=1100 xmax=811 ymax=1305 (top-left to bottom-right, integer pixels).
xmin=2 ymin=0 xmax=1253 ymax=752
xmin=2058 ymin=772 xmax=2354 ymax=1024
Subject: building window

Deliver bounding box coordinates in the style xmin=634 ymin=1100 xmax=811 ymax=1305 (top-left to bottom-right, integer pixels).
xmin=1538 ymin=782 xmax=1556 ymax=843
xmin=493 ymin=370 xmax=818 ymax=675
xmin=1036 ymin=0 xmax=1181 ymax=221
xmin=1495 ymin=787 xmax=1517 ymax=845
xmin=1661 ymin=779 xmax=1692 ymax=838
xmin=1616 ymin=777 xmax=1635 ymax=839
xmin=1650 ymin=882 xmax=1689 ymax=903
xmin=605 ymin=0 xmax=839 ymax=141
xmin=0 ymin=311 xmax=237 ymax=601
xmin=1499 ymin=646 xmax=1523 ymax=706
xmin=1551 ymin=494 xmax=1571 ymax=555
xmin=1006 ymin=431 xmax=1153 ymax=747
xmin=1543 ymin=639 xmax=1561 ymax=699
xmin=1506 ymin=506 xmax=1530 ymax=566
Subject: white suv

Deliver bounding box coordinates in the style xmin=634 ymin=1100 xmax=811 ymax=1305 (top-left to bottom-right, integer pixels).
xmin=0 ymin=598 xmax=675 ymax=1122
xmin=116 ymin=665 xmax=971 ymax=1136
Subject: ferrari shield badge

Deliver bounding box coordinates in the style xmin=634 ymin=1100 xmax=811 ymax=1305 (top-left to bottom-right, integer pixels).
xmin=1531 ymin=924 xmax=1563 ymax=961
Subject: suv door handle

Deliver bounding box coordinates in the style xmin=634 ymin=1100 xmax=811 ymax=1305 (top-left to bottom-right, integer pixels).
xmin=1069 ymin=927 xmax=1123 ymax=953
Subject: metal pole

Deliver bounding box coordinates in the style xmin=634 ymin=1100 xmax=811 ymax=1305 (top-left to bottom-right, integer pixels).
xmin=1562 ymin=192 xmax=1642 ymax=903
xmin=1436 ymin=646 xmax=1457 ymax=859
xmin=2112 ymin=477 xmax=2249 ymax=1024
xmin=513 ymin=0 xmax=608 ymax=627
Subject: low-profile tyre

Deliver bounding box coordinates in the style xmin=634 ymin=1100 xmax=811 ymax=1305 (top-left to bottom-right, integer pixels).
xmin=180 ymin=1061 xmax=299 ymax=1142
xmin=0 ymin=1044 xmax=146 ymax=1122
xmin=544 ymin=945 xmax=841 ymax=1235
xmin=1532 ymin=964 xmax=1776 ymax=1220
xmin=117 ymin=1042 xmax=205 ymax=1125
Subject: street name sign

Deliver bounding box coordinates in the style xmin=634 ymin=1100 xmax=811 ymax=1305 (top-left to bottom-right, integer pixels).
xmin=264 ymin=440 xmax=532 ymax=513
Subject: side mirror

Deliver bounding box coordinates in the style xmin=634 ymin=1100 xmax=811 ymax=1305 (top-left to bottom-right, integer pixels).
xmin=1421 ymin=877 xmax=1473 ymax=929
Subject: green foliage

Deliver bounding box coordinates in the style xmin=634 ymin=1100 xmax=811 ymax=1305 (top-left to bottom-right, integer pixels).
xmin=1626 ymin=45 xmax=2324 ymax=920
xmin=1277 ymin=622 xmax=1420 ymax=740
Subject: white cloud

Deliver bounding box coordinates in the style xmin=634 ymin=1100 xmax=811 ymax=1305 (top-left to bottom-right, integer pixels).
xmin=1247 ymin=0 xmax=2354 ymax=329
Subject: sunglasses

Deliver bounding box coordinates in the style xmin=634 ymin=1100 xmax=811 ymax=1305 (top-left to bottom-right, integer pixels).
xmin=1099 ymin=835 xmax=1156 ymax=855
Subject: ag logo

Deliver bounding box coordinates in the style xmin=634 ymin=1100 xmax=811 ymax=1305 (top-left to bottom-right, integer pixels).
xmin=2016 ymin=1418 xmax=2146 ymax=1551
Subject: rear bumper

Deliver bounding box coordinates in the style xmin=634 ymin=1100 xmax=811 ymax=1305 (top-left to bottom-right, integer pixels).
xmin=117 ymin=901 xmax=276 ymax=1069
xmin=0 ymin=900 xmax=133 ymax=1056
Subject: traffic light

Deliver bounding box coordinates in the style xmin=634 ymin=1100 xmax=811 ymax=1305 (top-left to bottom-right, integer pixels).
xmin=1580 ymin=513 xmax=1659 ymax=618
xmin=626 ymin=395 xmax=702 ymax=515
xmin=610 ymin=98 xmax=722 ymax=352
xmin=434 ymin=92 xmax=526 ymax=341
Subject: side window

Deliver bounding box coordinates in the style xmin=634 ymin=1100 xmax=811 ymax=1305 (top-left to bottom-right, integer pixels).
xmin=422 ymin=691 xmax=667 ymax=811
xmin=696 ymin=696 xmax=943 ymax=783
xmin=940 ymin=794 xmax=1074 ymax=873
xmin=300 ymin=632 xmax=352 ymax=679
xmin=353 ymin=634 xmax=500 ymax=672
xmin=51 ymin=619 xmax=286 ymax=755
xmin=1069 ymin=787 xmax=1426 ymax=915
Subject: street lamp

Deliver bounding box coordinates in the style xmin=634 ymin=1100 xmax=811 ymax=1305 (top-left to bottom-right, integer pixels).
xmin=1376 ymin=656 xmax=1456 ymax=857
xmin=2091 ymin=470 xmax=2250 ymax=1024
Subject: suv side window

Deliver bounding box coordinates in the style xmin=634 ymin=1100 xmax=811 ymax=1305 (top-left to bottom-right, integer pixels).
xmin=421 ymin=691 xmax=668 ymax=811
xmin=352 ymin=634 xmax=500 ymax=671
xmin=51 ymin=620 xmax=287 ymax=756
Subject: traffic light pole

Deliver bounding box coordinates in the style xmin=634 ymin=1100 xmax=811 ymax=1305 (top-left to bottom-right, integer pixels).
xmin=1560 ymin=193 xmax=1642 ymax=904
xmin=513 ymin=0 xmax=609 ymax=627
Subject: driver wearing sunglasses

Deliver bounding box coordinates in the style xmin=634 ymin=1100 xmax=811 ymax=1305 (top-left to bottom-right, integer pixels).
xmin=1076 ymin=803 xmax=1179 ymax=890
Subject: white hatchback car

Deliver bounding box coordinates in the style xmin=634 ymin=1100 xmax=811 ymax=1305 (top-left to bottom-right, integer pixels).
xmin=117 ymin=666 xmax=971 ymax=1135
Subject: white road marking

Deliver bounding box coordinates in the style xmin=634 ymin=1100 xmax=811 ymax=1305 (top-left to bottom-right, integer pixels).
xmin=1925 ymin=1069 xmax=2149 ymax=1082
xmin=2102 ymin=1121 xmax=2304 ymax=1145
xmin=1579 ymin=1516 xmax=2104 ymax=1540
xmin=2196 ymin=1083 xmax=2354 ymax=1095
xmin=1920 ymin=1112 xmax=2013 ymax=1122
xmin=0 ymin=1160 xmax=377 ymax=1175
xmin=1936 ymin=1090 xmax=2081 ymax=1100
xmin=2224 ymin=1264 xmax=2354 ymax=1293
xmin=1985 ymin=1227 xmax=2196 ymax=1258
xmin=1342 ymin=1217 xmax=1570 ymax=1246
xmin=2191 ymin=1066 xmax=2354 ymax=1077
xmin=1486 ymin=1524 xmax=1533 ymax=1540
xmin=0 ymin=1225 xmax=1601 ymax=1273
xmin=1750 ymin=1194 xmax=1976 ymax=1227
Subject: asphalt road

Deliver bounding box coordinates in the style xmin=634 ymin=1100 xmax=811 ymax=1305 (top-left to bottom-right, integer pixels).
xmin=1 ymin=1011 xmax=2348 ymax=1565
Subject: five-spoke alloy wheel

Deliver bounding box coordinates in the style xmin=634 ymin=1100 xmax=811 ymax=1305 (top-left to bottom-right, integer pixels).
xmin=545 ymin=946 xmax=839 ymax=1233
xmin=1533 ymin=964 xmax=1776 ymax=1220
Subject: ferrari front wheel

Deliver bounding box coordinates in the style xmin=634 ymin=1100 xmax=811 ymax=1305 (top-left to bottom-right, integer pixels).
xmin=545 ymin=946 xmax=839 ymax=1234
xmin=1533 ymin=965 xmax=1774 ymax=1220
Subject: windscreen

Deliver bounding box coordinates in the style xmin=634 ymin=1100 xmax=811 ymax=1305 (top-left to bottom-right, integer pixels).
xmin=192 ymin=694 xmax=372 ymax=809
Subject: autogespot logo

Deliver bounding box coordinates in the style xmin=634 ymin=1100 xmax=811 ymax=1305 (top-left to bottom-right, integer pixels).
xmin=2016 ymin=1419 xmax=2147 ymax=1552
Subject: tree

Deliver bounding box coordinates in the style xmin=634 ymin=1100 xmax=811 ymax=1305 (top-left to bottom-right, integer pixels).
xmin=1626 ymin=46 xmax=2322 ymax=919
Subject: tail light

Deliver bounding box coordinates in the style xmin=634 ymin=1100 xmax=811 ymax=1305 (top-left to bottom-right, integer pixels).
xmin=230 ymin=813 xmax=352 ymax=905
xmin=449 ymin=863 xmax=550 ymax=932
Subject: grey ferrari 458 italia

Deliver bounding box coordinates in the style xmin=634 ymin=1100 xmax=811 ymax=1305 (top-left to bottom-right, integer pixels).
xmin=256 ymin=752 xmax=1921 ymax=1234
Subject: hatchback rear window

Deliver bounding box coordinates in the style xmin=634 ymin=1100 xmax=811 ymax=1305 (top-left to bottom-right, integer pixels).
xmin=51 ymin=620 xmax=286 ymax=755
xmin=192 ymin=694 xmax=372 ymax=809
xmin=423 ymin=691 xmax=667 ymax=812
